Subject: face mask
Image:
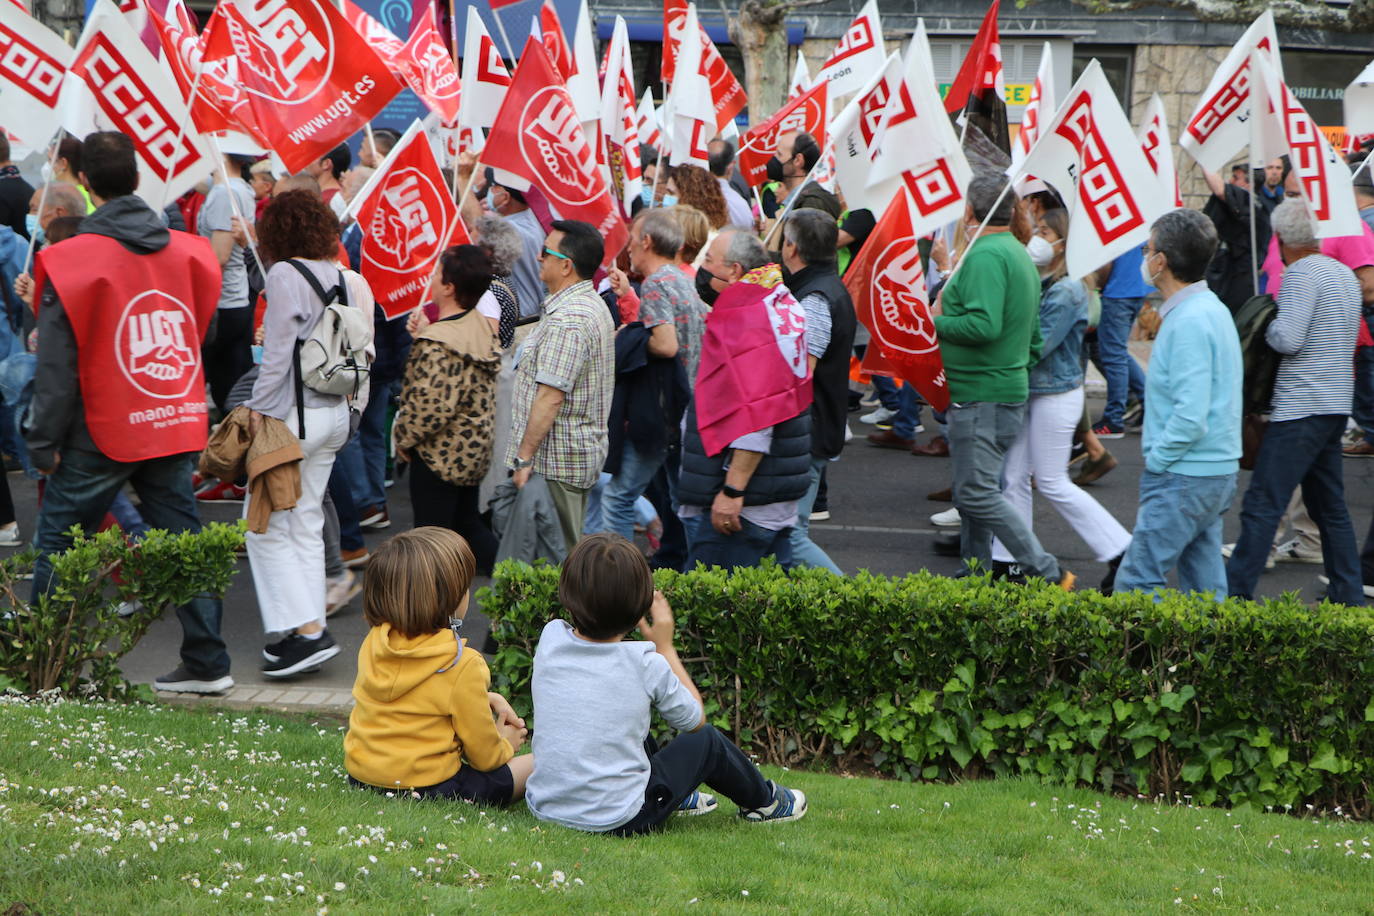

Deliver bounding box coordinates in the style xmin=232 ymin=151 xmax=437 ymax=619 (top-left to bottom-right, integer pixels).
xmin=40 ymin=162 xmax=52 ymax=182
xmin=1026 ymin=236 xmax=1056 ymax=268
xmin=695 ymin=267 xmax=719 ymax=306
xmin=251 ymin=344 xmax=264 ymax=365
xmin=765 ymin=156 xmax=785 ymax=183
xmin=24 ymin=213 xmax=39 ymax=239
xmin=1139 ymin=251 xmax=1159 ymax=288
xmin=640 ymin=187 xmax=654 ymax=208
xmin=662 ymin=194 xmax=678 ymax=207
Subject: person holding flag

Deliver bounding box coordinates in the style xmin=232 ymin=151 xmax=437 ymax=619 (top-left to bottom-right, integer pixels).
xmin=764 ymin=131 xmax=838 ymax=223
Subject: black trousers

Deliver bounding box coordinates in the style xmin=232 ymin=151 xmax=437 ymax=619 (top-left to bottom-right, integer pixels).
xmin=203 ymin=306 xmax=254 ymax=412
xmin=408 ymin=452 xmax=499 ymax=574
xmin=610 ymin=726 xmax=772 ymax=836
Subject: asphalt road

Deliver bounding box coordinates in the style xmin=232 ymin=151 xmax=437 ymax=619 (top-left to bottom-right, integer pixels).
xmin=8 ymin=391 xmax=1360 ymax=693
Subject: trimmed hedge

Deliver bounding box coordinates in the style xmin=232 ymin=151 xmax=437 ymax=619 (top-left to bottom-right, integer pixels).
xmin=480 ymin=560 xmax=1374 ymax=817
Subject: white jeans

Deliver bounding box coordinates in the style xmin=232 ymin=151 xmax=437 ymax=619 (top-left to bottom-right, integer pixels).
xmin=992 ymin=387 xmax=1132 ymax=564
xmin=245 ymin=402 xmax=351 ymax=633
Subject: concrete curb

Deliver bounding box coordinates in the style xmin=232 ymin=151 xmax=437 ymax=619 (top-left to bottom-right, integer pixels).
xmin=154 ymin=683 xmax=355 ymax=715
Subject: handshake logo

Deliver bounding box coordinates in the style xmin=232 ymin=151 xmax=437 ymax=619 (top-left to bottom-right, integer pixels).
xmin=117 ymin=292 xmax=200 ymax=400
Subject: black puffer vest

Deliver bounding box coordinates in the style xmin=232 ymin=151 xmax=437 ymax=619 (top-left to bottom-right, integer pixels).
xmin=677 ymin=400 xmax=812 ymax=508
xmin=785 ymin=263 xmax=858 ymax=459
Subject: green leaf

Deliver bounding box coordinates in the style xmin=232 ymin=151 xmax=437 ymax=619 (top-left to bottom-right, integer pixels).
xmin=1308 ymin=743 xmax=1347 ymax=773
xmin=1180 ymin=761 xmax=1206 ymax=783
xmin=1249 ymin=726 xmax=1272 ymax=748
xmin=1158 ymin=691 xmax=1186 ymax=712
xmin=1210 ymin=758 xmax=1234 ymax=782
xmin=1132 ymin=737 xmax=1156 ymax=759
xmin=1365 ymin=697 xmax=1374 ymax=722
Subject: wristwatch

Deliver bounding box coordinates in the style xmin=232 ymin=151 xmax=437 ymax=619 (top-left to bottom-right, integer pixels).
xmin=721 ymin=484 xmax=745 ymax=499
xmin=513 ymin=456 xmax=535 ymax=470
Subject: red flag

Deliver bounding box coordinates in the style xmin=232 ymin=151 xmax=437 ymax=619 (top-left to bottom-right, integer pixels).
xmin=539 ymin=0 xmax=573 ymax=81
xmin=398 ymin=7 xmax=461 ymax=123
xmin=484 ymin=37 xmax=627 ymax=265
xmin=488 ymin=0 xmax=522 ymax=11
xmin=737 ymin=82 xmax=827 ymax=187
xmin=844 ymin=186 xmax=949 ymax=411
xmin=353 ymin=122 xmax=470 ymax=318
xmin=662 ymin=0 xmax=745 ymax=131
xmin=942 ymin=0 xmax=1009 ymax=153
xmin=201 ymin=0 xmax=402 ymax=173
xmin=340 ymin=0 xmax=404 ymax=71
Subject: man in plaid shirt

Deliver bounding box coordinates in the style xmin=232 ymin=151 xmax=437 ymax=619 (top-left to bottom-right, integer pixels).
xmin=507 ymin=220 xmax=616 ymax=547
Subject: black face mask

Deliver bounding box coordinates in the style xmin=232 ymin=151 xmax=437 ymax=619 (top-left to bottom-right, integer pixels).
xmin=765 ymin=156 xmax=786 ymax=183
xmin=779 ymin=265 xmax=794 ymax=286
xmin=695 ymin=267 xmax=719 ymax=306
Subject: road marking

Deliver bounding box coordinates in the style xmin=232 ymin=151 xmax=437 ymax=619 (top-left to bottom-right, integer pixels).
xmin=811 ymin=524 xmax=942 ymax=536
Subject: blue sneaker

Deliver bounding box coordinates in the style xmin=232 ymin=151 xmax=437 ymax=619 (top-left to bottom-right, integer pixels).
xmin=675 ymin=789 xmax=718 ymax=816
xmin=739 ymin=780 xmax=808 ymax=823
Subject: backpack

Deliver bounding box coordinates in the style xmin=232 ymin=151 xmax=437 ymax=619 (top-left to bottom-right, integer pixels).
xmin=1232 ymin=293 xmax=1279 ymax=417
xmin=283 ymin=259 xmax=373 ymax=436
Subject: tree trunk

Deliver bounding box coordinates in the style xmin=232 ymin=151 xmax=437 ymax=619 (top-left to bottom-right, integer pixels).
xmin=735 ymin=0 xmax=792 ymax=128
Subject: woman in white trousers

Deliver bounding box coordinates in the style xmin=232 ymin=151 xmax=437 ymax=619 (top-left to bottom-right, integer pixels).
xmin=992 ymin=208 xmax=1132 ymax=585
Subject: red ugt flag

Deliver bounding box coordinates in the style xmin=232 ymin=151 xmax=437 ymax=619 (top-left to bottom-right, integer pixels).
xmin=662 ymin=0 xmax=746 ymax=131
xmin=485 ymin=38 xmax=628 ymax=265
xmin=738 ymin=82 xmax=828 ymax=187
xmin=844 ymin=185 xmax=949 ymax=412
xmin=353 ymin=121 xmax=470 ymax=318
xmin=201 ymin=0 xmax=402 ymax=174
xmin=398 ymin=6 xmax=461 ymax=123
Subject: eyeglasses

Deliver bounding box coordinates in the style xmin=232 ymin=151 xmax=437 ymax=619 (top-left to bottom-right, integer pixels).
xmin=541 ymin=247 xmax=570 ymax=261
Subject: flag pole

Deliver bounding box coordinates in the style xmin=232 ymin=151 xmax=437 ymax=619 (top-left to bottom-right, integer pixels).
xmin=1247 ymin=148 xmax=1260 ymax=297
xmin=492 ymin=9 xmax=518 ymax=65
xmin=762 ymin=152 xmax=828 ymax=248
xmin=209 ymin=136 xmax=268 ymax=280
xmin=158 ymin=60 xmax=208 ymax=215
xmin=943 ymin=176 xmax=1015 ymax=285
xmin=22 ymin=132 xmax=63 ymax=273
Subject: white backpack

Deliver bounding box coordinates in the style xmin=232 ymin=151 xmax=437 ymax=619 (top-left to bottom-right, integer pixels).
xmin=284 ymin=260 xmax=374 ymax=435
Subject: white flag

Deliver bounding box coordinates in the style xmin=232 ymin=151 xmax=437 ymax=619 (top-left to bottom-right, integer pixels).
xmin=1136 ymin=93 xmax=1182 ymax=209
xmin=567 ymin=0 xmax=600 ymax=127
xmin=867 ymin=25 xmax=958 ymax=191
xmin=1346 ymin=59 xmax=1374 ymax=137
xmin=1179 ymin=11 xmax=1281 ymax=174
xmin=831 ymin=54 xmax=905 ymax=218
xmin=600 ymin=16 xmax=643 ymax=217
xmin=666 ymin=3 xmax=713 ymax=167
xmin=1252 ymin=51 xmax=1363 ymax=240
xmin=62 ymin=0 xmax=214 ymax=206
xmin=637 ymin=88 xmax=663 ymax=153
xmin=788 ymin=54 xmax=812 ymax=100
xmin=459 ymin=6 xmax=511 ymax=134
xmin=0 ymin=2 xmax=72 ymax=149
xmin=1013 ymin=60 xmax=1169 ymax=279
xmin=1011 ymin=42 xmax=1055 ymax=195
xmin=817 ymin=0 xmax=885 ymax=104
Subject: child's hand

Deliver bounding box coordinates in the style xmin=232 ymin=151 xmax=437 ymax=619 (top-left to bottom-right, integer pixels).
xmin=499 ymin=720 xmax=528 ymax=747
xmin=488 ymin=692 xmax=525 ymax=732
xmin=637 ymin=591 xmax=675 ymax=652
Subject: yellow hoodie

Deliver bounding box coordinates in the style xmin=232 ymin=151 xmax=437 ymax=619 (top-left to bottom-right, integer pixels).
xmin=344 ymin=623 xmax=514 ymax=790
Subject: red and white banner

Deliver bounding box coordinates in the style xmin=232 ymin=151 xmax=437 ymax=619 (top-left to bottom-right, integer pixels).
xmin=397 ymin=6 xmax=461 ymax=124
xmin=341 ymin=0 xmax=404 ymax=69
xmin=62 ymin=0 xmax=215 ymax=206
xmin=348 ymin=120 xmax=470 ymax=318
xmin=788 ymin=54 xmax=812 ymax=100
xmin=201 ymin=0 xmax=403 ymax=174
xmin=1252 ymin=51 xmax=1363 ymax=240
xmin=599 ymin=16 xmax=642 ymax=218
xmin=1013 ymin=60 xmax=1169 ymax=279
xmin=1136 ymin=93 xmax=1183 ymax=209
xmin=0 ymin=2 xmax=73 ymax=149
xmin=538 ymin=0 xmax=572 ymax=81
xmin=459 ymin=5 xmax=509 ymax=133
xmin=1011 ymin=41 xmax=1054 ymax=194
xmin=844 ymin=183 xmax=949 ymax=412
xmin=738 ymin=82 xmax=827 ymax=187
xmin=867 ymin=26 xmax=954 ymax=191
xmin=637 ymin=88 xmax=663 ymax=153
xmin=665 ymin=3 xmax=713 ymax=168
xmin=831 ymin=54 xmax=904 ymax=216
xmin=662 ymin=0 xmax=745 ymax=131
xmin=1179 ymin=11 xmax=1281 ymax=174
xmin=817 ymin=0 xmax=885 ymax=103
xmin=485 ymin=37 xmax=627 ymax=265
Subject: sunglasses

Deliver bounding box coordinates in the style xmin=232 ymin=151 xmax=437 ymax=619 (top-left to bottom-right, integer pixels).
xmin=541 ymin=247 xmax=570 ymax=261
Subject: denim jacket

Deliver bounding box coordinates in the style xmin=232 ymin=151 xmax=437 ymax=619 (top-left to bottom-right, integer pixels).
xmin=1028 ymin=276 xmax=1088 ymax=396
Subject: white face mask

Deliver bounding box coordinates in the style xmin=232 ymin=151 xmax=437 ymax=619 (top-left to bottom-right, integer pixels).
xmin=1027 ymin=235 xmax=1056 ymax=268
xmin=1139 ymin=251 xmax=1160 ymax=288
xmin=40 ymin=162 xmax=52 ymax=182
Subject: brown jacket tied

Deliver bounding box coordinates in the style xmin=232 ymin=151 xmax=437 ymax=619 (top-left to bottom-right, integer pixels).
xmin=198 ymin=406 xmax=303 ymax=534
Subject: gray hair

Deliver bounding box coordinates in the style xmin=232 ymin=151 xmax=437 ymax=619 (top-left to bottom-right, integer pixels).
xmin=721 ymin=228 xmax=769 ymax=273
xmin=42 ymin=182 xmax=86 ymax=219
xmin=782 ymin=208 xmax=837 ymax=265
xmin=634 ymin=207 xmax=684 ymax=258
xmin=1271 ymin=197 xmax=1317 ymax=250
xmin=473 ymin=215 xmax=523 ymax=276
xmin=967 ymin=172 xmax=1014 ymax=225
xmin=1150 ymin=208 xmax=1218 ymax=284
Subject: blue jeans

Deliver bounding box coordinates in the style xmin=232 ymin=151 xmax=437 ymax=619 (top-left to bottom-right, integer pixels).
xmin=871 ymin=374 xmax=901 ymax=411
xmin=336 ymin=378 xmax=393 ymax=511
xmin=1116 ymin=469 xmax=1236 ymax=598
xmin=31 ymin=448 xmax=229 ymax=678
xmin=892 ymin=385 xmax=923 ymax=439
xmin=683 ymin=513 xmax=792 ymax=570
xmin=1098 ymin=297 xmax=1147 ymax=427
xmin=946 ymin=401 xmax=1060 ymax=580
xmin=601 ymin=442 xmax=667 ymax=539
xmin=327 ymin=461 xmax=364 ymax=552
xmin=789 ymin=456 xmax=842 ymax=574
xmin=1226 ymin=414 xmax=1364 ymax=604
xmin=1352 ymin=347 xmax=1374 ymax=447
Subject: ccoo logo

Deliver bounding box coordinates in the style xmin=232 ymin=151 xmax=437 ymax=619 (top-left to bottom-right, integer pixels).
xmin=116 ymin=291 xmax=200 ymax=399
xmin=230 ymin=0 xmax=334 ymax=106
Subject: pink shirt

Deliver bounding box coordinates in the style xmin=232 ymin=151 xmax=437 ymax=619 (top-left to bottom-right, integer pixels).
xmin=1262 ymin=222 xmax=1374 ymax=295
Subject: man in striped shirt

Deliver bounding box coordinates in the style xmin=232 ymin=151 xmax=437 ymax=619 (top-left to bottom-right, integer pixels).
xmin=1226 ymin=199 xmax=1365 ymax=605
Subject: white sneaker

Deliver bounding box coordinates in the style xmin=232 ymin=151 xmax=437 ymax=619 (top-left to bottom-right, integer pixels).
xmin=1274 ymin=538 xmax=1323 ymax=564
xmin=1221 ymin=542 xmax=1276 ymax=570
xmin=1317 ymin=575 xmax=1374 ymax=599
xmin=860 ymin=407 xmax=897 ymax=425
xmin=931 ymin=507 xmax=961 ymax=528
xmin=0 ymin=524 xmax=20 ymax=547
xmin=325 ymin=570 xmax=362 ymax=617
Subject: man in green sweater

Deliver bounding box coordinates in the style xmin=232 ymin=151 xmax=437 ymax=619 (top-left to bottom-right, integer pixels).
xmin=932 ymin=174 xmax=1073 ymax=589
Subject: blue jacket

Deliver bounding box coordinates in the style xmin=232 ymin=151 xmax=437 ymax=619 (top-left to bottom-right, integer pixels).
xmin=1028 ymin=276 xmax=1087 ymax=396
xmin=1141 ymin=283 xmax=1242 ymax=477
xmin=1102 ymin=244 xmax=1154 ymax=300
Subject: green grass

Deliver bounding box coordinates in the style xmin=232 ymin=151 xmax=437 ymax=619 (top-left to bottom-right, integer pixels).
xmin=0 ymin=697 xmax=1371 ymax=914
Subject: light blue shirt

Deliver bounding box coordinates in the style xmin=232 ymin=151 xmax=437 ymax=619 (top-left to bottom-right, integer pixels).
xmin=1141 ymin=282 xmax=1242 ymax=476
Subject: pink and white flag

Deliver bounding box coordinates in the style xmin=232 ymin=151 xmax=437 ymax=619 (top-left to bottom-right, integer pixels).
xmin=600 ymin=15 xmax=642 ymax=217
xmin=1011 ymin=42 xmax=1054 ymax=195
xmin=0 ymin=2 xmax=73 ymax=149
xmin=1013 ymin=60 xmax=1168 ymax=279
xmin=1180 ymin=11 xmax=1281 ymax=174
xmin=817 ymin=0 xmax=885 ymax=103
xmin=1252 ymin=51 xmax=1363 ymax=239
xmin=1136 ymin=93 xmax=1183 ymax=209
xmin=459 ymin=5 xmax=510 ymax=134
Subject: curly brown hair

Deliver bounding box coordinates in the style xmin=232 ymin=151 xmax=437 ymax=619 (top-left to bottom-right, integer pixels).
xmin=670 ymin=164 xmax=728 ymax=230
xmin=256 ymin=190 xmax=340 ymax=264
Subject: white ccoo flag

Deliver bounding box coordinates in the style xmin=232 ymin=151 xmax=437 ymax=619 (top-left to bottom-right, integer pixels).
xmin=1136 ymin=93 xmax=1182 ymax=209
xmin=0 ymin=2 xmax=72 ymax=150
xmin=1011 ymin=42 xmax=1055 ymax=195
xmin=1179 ymin=11 xmax=1281 ymax=174
xmin=817 ymin=0 xmax=885 ymax=104
xmin=1346 ymin=59 xmax=1374 ymax=137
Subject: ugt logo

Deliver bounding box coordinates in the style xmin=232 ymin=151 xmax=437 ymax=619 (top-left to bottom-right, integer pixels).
xmin=366 ymin=167 xmax=445 ymax=274
xmin=519 ymin=87 xmax=598 ymax=208
xmin=872 ymin=227 xmax=938 ymax=357
xmin=232 ymin=0 xmax=332 ymax=105
xmin=117 ymin=291 xmax=200 ymax=399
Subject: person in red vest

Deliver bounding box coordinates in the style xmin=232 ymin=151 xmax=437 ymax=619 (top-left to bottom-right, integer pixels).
xmin=26 ymin=131 xmax=230 ymax=694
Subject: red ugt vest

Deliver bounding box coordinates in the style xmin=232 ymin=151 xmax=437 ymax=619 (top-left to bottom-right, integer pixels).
xmin=33 ymin=232 xmax=221 ymax=463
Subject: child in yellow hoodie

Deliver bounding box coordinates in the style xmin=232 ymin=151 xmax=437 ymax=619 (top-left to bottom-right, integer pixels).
xmin=344 ymin=527 xmax=532 ymax=803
